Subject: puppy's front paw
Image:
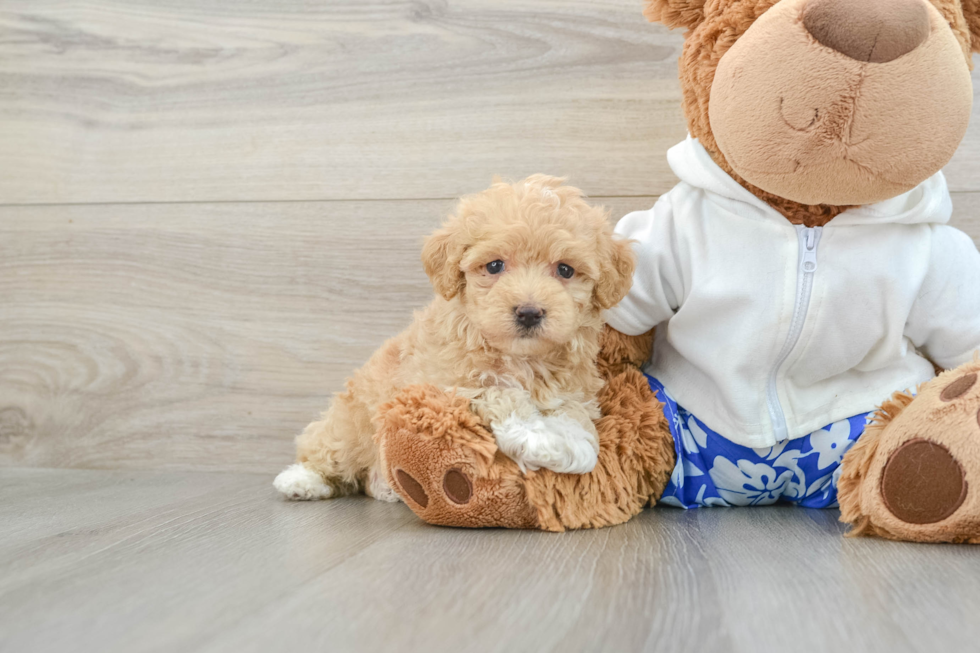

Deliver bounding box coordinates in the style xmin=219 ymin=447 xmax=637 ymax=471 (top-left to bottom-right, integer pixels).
xmin=494 ymin=414 xmax=599 ymax=475
xmin=365 ymin=466 xmax=401 ymax=503
xmin=273 ymin=464 xmax=335 ymax=500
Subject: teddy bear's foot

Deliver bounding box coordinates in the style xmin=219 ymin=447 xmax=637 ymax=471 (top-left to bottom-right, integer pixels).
xmin=838 ymin=360 xmax=980 ymax=543
xmin=376 ymin=370 xmax=676 ymax=532
xmin=519 ymin=368 xmax=676 ymax=531
xmin=376 ymin=384 xmax=539 ymax=529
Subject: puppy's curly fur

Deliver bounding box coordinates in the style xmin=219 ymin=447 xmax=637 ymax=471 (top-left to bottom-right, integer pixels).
xmin=274 ymin=175 xmax=635 ymax=501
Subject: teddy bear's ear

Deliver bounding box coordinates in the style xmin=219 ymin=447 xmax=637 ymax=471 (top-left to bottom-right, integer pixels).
xmin=643 ymin=0 xmax=707 ymax=31
xmin=421 ymin=219 xmax=466 ymax=301
xmin=964 ymin=0 xmax=980 ymax=53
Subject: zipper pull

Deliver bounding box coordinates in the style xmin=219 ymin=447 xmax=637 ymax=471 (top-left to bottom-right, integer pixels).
xmin=801 ymin=228 xmax=818 ymax=273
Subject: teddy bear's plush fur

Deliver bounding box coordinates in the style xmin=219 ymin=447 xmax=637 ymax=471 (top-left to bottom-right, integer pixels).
xmin=369 ymin=0 xmax=980 ymax=543
xmin=838 ymin=360 xmax=980 ymax=543
xmin=377 ymin=366 xmax=675 ymax=531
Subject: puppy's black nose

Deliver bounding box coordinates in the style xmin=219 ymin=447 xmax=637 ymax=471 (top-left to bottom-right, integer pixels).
xmin=514 ymin=305 xmax=545 ymax=329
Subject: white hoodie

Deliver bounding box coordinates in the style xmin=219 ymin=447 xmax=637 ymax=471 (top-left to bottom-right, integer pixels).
xmin=606 ymin=137 xmax=980 ymax=448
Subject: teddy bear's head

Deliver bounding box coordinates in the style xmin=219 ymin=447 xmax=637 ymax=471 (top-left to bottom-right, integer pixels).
xmin=645 ymin=0 xmax=980 ymax=224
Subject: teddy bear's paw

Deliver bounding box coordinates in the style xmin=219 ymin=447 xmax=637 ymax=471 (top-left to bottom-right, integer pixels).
xmin=377 ymin=384 xmax=539 ymax=529
xmin=390 ymin=466 xmax=472 ymax=511
xmin=273 ymin=464 xmax=336 ymax=501
xmin=384 ymin=444 xmax=539 ymax=529
xmin=841 ymin=361 xmax=980 ymax=543
xmin=879 ymin=439 xmax=966 ymax=526
xmin=493 ymin=413 xmax=599 ymax=475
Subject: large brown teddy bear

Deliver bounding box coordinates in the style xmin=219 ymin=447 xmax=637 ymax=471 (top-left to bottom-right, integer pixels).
xmin=378 ymin=0 xmax=980 ymax=542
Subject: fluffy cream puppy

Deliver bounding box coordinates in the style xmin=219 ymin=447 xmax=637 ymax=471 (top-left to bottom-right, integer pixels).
xmin=274 ymin=175 xmax=635 ymax=501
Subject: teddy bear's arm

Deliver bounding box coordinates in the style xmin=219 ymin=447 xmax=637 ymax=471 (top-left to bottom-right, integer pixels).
xmin=597 ymin=325 xmax=655 ymax=379
xmin=379 ymin=369 xmax=676 ymax=532
xmin=905 ymin=227 xmax=980 ymax=370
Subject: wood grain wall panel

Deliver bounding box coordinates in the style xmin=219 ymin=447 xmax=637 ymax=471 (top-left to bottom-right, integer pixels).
xmin=2 ymin=1 xmax=976 ymax=204
xmin=0 ymin=196 xmax=656 ymax=472
xmin=1 ymin=0 xmax=978 ymax=474
xmin=0 ymin=0 xmax=688 ymax=203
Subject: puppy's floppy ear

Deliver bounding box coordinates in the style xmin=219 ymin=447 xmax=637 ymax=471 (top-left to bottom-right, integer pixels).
xmin=643 ymin=0 xmax=707 ymax=31
xmin=422 ymin=219 xmax=466 ymax=301
xmin=594 ymin=230 xmax=636 ymax=311
xmin=963 ymin=0 xmax=980 ymax=53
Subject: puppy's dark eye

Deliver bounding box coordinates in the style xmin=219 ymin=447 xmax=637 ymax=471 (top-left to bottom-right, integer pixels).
xmin=486 ymin=260 xmax=505 ymax=275
xmin=557 ymin=263 xmax=574 ymax=279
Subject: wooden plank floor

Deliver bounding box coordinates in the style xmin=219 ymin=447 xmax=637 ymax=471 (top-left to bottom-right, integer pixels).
xmin=2 ymin=467 xmax=979 ymax=653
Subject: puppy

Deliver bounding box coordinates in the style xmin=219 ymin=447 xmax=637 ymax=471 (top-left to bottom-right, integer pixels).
xmin=274 ymin=175 xmax=635 ymax=501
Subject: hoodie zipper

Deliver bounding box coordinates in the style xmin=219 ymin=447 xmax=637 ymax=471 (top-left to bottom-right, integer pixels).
xmin=766 ymin=225 xmax=822 ymax=441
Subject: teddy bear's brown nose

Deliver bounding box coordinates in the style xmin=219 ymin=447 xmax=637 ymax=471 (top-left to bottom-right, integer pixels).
xmin=802 ymin=0 xmax=931 ymax=63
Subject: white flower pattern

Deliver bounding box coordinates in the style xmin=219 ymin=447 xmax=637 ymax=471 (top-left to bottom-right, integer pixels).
xmin=647 ymin=376 xmax=870 ymax=510
xmin=709 ymin=458 xmax=796 ymax=506
xmin=809 ymin=419 xmax=856 ymax=469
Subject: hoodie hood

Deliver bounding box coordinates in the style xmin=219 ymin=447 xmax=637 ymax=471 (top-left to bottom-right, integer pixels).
xmin=667 ymin=136 xmax=953 ymax=227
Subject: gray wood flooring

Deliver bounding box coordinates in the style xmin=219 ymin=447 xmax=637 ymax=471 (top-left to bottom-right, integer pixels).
xmin=3 ymin=467 xmax=979 ymax=653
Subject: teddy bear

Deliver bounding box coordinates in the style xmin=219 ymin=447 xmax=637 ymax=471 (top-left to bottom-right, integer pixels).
xmin=376 ymin=0 xmax=980 ymax=543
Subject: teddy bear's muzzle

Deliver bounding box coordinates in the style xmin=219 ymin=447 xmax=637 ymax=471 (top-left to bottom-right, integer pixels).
xmin=708 ymin=0 xmax=973 ymax=207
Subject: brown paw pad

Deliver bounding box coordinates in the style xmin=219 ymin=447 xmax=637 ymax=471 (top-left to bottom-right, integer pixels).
xmin=442 ymin=469 xmax=472 ymax=505
xmin=881 ymin=439 xmax=967 ymax=524
xmin=941 ymin=373 xmax=977 ymax=402
xmin=395 ymin=467 xmax=474 ymax=507
xmin=395 ymin=469 xmax=429 ymax=508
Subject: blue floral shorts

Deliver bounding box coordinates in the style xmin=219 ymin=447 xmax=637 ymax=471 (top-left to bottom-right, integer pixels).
xmin=648 ymin=376 xmax=872 ymax=509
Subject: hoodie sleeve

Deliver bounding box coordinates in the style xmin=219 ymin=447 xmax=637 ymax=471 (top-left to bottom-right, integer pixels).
xmin=603 ymin=195 xmax=686 ymax=336
xmin=905 ymin=225 xmax=980 ymax=370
